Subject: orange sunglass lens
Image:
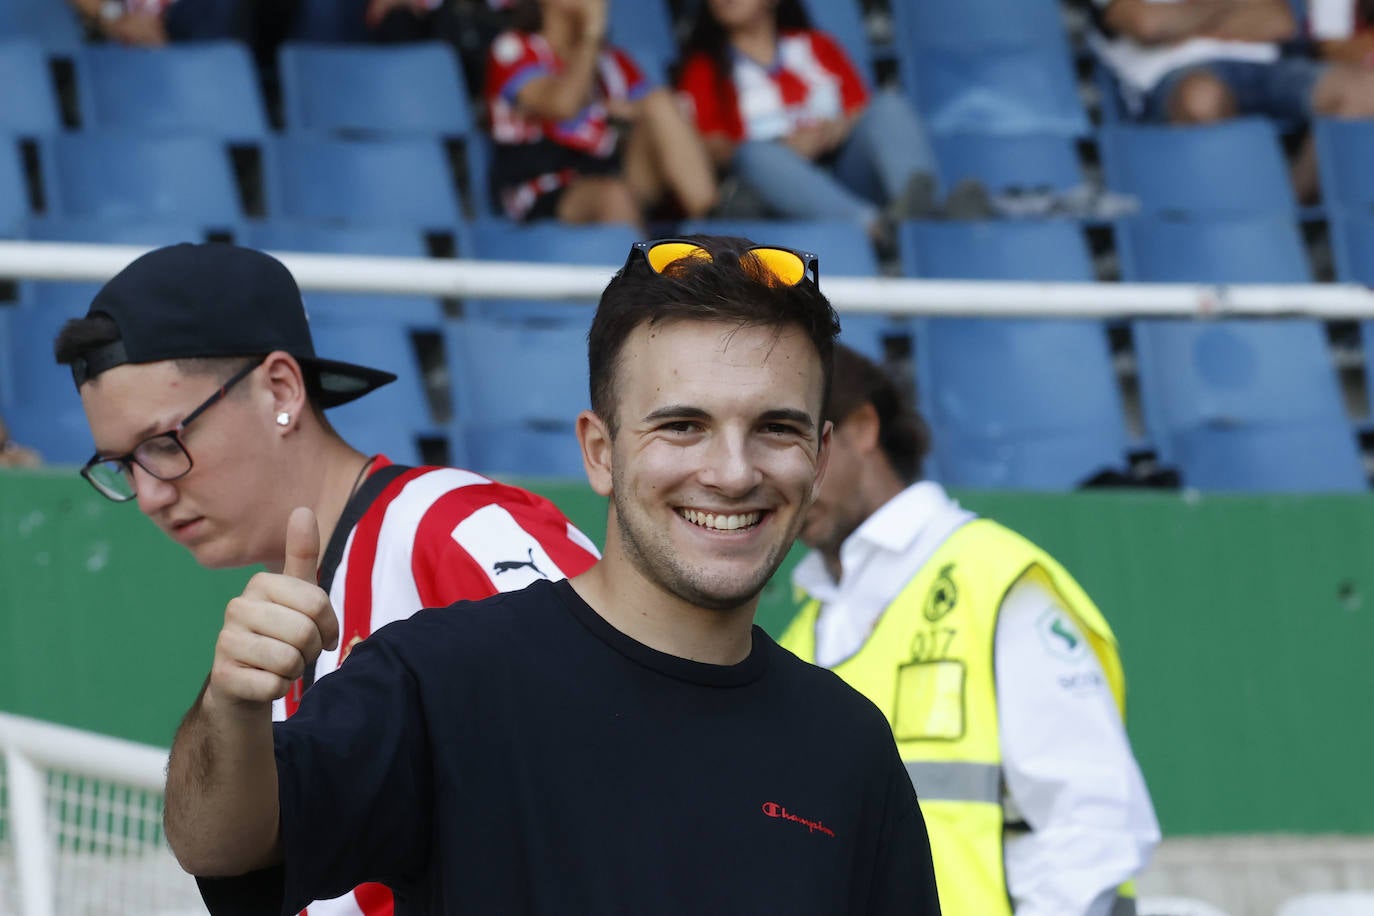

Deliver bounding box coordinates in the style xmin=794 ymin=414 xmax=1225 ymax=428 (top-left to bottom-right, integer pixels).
xmin=646 ymin=242 xmax=712 ymax=274
xmin=750 ymin=247 xmax=806 ymax=286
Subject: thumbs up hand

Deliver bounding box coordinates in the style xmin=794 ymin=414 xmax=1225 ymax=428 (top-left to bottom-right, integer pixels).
xmin=208 ymin=508 xmax=341 ymax=709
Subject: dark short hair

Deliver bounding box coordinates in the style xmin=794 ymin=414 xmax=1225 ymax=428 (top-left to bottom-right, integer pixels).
xmin=588 ymin=235 xmax=841 ymax=434
xmin=825 ymin=344 xmax=931 ymax=484
xmin=53 ymin=313 xmax=332 ymax=412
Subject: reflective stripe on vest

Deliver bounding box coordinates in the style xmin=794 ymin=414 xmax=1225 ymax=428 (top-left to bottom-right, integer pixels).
xmin=905 ymin=761 xmax=1000 ymax=804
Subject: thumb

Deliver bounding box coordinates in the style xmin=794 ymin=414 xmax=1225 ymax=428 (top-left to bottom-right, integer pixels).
xmin=282 ymin=506 xmax=320 ymax=583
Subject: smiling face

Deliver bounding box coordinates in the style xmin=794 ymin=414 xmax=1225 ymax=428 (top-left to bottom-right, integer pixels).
xmin=593 ymin=318 xmax=829 ymax=613
xmin=78 ymin=359 xmax=287 ymax=569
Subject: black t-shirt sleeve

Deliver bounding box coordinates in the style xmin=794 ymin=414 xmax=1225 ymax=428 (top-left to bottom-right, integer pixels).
xmin=870 ymin=751 xmax=942 ymax=915
xmin=197 ymin=633 xmax=435 ymax=915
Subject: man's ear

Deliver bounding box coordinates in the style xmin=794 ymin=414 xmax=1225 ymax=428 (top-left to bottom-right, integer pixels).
xmin=261 ymin=351 xmax=309 ymax=430
xmin=839 ymin=402 xmax=882 ymax=452
xmin=577 ymin=409 xmax=614 ymax=497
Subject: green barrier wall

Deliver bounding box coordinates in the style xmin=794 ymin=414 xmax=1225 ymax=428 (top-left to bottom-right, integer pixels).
xmin=2 ymin=469 xmax=1371 ymax=837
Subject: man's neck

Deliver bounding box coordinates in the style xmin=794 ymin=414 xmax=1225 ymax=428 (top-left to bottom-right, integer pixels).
xmin=265 ymin=435 xmax=370 ymax=575
xmin=570 ymin=557 xmax=757 ymax=667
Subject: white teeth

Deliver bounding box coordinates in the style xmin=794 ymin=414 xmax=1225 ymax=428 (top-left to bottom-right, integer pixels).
xmin=682 ymin=509 xmax=761 ymax=531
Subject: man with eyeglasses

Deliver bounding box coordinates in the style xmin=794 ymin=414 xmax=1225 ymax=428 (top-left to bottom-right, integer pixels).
xmin=53 ymin=241 xmax=600 ymax=916
xmin=159 ymin=235 xmax=942 ymax=914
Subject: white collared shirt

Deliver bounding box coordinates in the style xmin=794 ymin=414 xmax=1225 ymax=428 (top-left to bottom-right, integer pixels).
xmin=793 ymin=482 xmax=1159 ymax=916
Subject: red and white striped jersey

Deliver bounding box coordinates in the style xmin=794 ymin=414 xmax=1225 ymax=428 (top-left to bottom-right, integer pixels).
xmin=677 ymin=30 xmax=869 ymax=143
xmin=485 ymin=29 xmax=652 ymax=156
xmin=275 ymin=456 xmax=600 ymax=916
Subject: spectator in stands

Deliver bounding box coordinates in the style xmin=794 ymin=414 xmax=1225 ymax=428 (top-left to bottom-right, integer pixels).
xmin=780 ymin=343 xmax=1160 ymax=916
xmin=1092 ymin=0 xmax=1374 ymax=199
xmin=0 ymin=414 xmax=41 ymax=468
xmin=1308 ymin=0 xmax=1374 ymax=65
xmin=485 ymin=0 xmax=717 ymax=227
xmin=52 ymin=242 xmax=599 ymax=916
xmin=677 ymin=0 xmax=991 ymax=240
xmin=67 ymin=0 xmax=253 ymax=45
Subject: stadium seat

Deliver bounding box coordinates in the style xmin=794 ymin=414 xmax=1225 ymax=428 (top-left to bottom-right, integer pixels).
xmin=464 ymin=220 xmax=635 ymax=325
xmin=1099 ymin=119 xmax=1296 ymax=217
xmin=309 ymin=317 xmax=433 ymax=466
xmin=444 ymin=318 xmax=590 ymax=478
xmin=1326 ymin=212 xmax=1374 ymax=284
xmin=0 ymin=0 xmax=83 ymax=53
xmin=239 ymin=223 xmax=444 ymax=329
xmin=278 ymin=42 xmax=473 ymax=138
xmin=900 ymin=220 xmax=1130 ymax=489
xmin=680 ymin=217 xmax=899 ymax=361
xmin=800 ymin=0 xmax=874 ymax=81
xmin=1315 ymin=117 xmax=1374 ymax=216
xmin=1131 ymin=318 xmax=1365 ymax=490
xmin=6 ymin=283 xmax=101 ymax=465
xmin=608 ymin=0 xmax=676 ymax=85
xmin=75 ymin=43 xmax=269 ymax=142
xmin=932 ymin=132 xmax=1084 ymax=194
xmin=0 ymin=136 xmax=30 ymax=237
xmin=26 ymin=217 xmax=205 ymax=246
xmin=1115 ymin=215 xmax=1312 ymax=284
xmin=39 ymin=133 xmax=244 ymax=229
xmin=262 ymin=136 xmax=463 ymax=231
xmin=1276 ymin=891 xmax=1374 ymax=916
xmin=0 ymin=39 xmax=60 ymax=135
xmin=891 ymin=0 xmax=1087 ymax=136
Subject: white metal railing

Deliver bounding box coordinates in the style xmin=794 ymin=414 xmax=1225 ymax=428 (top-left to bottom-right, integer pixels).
xmin=1 ymin=239 xmax=1373 ymax=318
xmin=0 ymin=712 xmax=201 ymax=916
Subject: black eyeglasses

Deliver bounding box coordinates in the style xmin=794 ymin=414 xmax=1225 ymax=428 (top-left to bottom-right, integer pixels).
xmin=623 ymin=239 xmax=820 ymax=288
xmin=80 ymin=357 xmax=266 ymax=502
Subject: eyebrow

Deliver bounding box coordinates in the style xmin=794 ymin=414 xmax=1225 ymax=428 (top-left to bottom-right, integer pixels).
xmin=95 ymin=416 xmax=177 ymax=459
xmin=640 ymin=405 xmax=817 ymax=433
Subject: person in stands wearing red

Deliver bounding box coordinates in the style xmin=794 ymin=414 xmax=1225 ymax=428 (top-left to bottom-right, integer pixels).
xmin=485 ymin=0 xmax=717 ymax=228
xmin=677 ymin=0 xmax=989 ymax=239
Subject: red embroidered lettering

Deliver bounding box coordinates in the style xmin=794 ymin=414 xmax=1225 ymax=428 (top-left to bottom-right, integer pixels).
xmin=760 ymin=801 xmax=835 ymax=837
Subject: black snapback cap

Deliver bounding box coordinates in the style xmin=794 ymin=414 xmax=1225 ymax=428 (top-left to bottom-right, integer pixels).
xmin=70 ymin=242 xmax=396 ymax=407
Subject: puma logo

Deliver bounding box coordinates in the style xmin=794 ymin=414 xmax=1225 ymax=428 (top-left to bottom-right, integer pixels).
xmin=493 ymin=548 xmax=546 ymax=578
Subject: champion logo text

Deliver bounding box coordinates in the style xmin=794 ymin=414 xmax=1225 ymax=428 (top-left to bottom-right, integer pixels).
xmin=761 ymin=802 xmax=835 ymax=837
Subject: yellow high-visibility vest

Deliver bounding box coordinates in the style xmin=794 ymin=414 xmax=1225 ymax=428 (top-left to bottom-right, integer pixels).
xmin=781 ymin=519 xmax=1134 ymax=916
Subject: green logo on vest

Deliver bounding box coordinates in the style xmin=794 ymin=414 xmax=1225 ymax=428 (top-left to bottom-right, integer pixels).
xmin=1037 ymin=608 xmax=1086 ymax=661
xmin=923 ymin=564 xmax=959 ymax=622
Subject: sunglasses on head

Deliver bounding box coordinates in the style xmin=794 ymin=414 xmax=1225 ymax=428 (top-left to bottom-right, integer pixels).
xmin=623 ymin=239 xmax=820 ymax=289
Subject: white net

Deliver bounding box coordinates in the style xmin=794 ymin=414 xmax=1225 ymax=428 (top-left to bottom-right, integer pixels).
xmin=0 ymin=753 xmax=205 ymax=916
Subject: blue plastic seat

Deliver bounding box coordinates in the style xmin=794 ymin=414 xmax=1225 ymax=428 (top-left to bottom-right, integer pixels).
xmin=800 ymin=0 xmax=874 ymax=82
xmin=40 ymin=132 xmax=244 ymax=228
xmin=75 ymin=42 xmax=269 ymax=142
xmin=1314 ymin=117 xmax=1374 ymax=216
xmin=0 ymin=39 xmax=60 ymax=135
xmin=278 ymin=42 xmax=473 ymax=138
xmin=1099 ymin=119 xmax=1296 ymax=217
xmin=263 ymin=136 xmax=462 ymax=231
xmin=26 ymin=217 xmax=206 ymax=246
xmin=899 ymin=220 xmax=1129 ymax=489
xmin=464 ymin=220 xmax=635 ymax=324
xmin=0 ymin=136 xmax=29 ymax=237
xmin=1115 ymin=215 xmax=1312 ymax=283
xmin=894 ymin=0 xmax=1068 ymax=48
xmin=443 ymin=318 xmax=590 ymax=478
xmin=1131 ymin=318 xmax=1364 ymax=490
xmin=239 ymin=223 xmax=444 ymax=329
xmin=932 ymin=132 xmax=1084 ymax=194
xmin=1329 ymin=212 xmax=1374 ymax=285
xmin=608 ymin=0 xmax=676 ymax=85
xmin=0 ymin=0 xmax=83 ymax=53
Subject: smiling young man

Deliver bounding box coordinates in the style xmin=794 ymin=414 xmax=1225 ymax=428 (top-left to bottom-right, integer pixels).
xmin=53 ymin=242 xmax=600 ymax=916
xmin=162 ymin=236 xmax=942 ymax=914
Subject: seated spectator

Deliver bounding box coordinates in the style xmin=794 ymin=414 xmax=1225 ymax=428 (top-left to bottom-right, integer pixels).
xmin=67 ymin=0 xmax=260 ymax=45
xmin=485 ymin=0 xmax=717 ymax=228
xmin=1309 ymin=0 xmax=1374 ymax=65
xmin=677 ymin=0 xmax=990 ymax=240
xmin=1092 ymin=0 xmax=1374 ymax=198
xmin=0 ymin=415 xmax=41 ymax=469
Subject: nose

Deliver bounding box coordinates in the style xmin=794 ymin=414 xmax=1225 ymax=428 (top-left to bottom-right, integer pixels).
xmin=698 ymin=429 xmax=762 ymax=496
xmin=130 ymin=463 xmax=179 ymax=516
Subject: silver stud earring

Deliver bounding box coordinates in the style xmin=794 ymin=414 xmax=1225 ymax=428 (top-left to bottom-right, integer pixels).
xmin=275 ymin=412 xmax=290 ymax=427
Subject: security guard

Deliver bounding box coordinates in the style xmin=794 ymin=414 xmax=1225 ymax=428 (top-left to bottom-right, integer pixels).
xmin=782 ymin=344 xmax=1159 ymax=916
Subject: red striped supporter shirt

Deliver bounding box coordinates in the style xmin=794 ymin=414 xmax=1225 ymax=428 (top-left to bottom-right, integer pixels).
xmin=677 ymin=29 xmax=869 ymax=143
xmin=275 ymin=456 xmax=600 ymax=916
